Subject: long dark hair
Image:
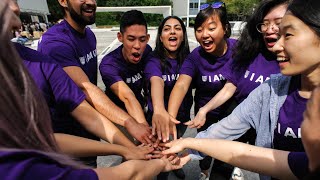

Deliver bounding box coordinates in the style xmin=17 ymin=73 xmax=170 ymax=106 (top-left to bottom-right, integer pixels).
xmin=153 ymin=16 xmax=190 ymax=72
xmin=0 ymin=0 xmax=83 ymax=168
xmin=232 ymin=0 xmax=290 ymax=72
xmin=194 ymin=2 xmax=231 ymax=38
xmin=288 ymin=0 xmax=320 ymax=37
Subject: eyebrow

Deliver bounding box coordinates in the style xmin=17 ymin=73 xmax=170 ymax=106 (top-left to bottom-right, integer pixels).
xmin=263 ymin=17 xmax=283 ymax=22
xmin=164 ymin=24 xmax=181 ymax=27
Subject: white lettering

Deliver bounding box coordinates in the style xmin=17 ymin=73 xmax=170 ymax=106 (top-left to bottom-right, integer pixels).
xmin=284 ymin=128 xmax=297 ymax=138
xmin=255 ymin=75 xmax=264 ymax=84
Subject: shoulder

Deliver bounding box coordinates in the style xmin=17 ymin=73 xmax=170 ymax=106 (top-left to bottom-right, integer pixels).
xmin=100 ymin=45 xmax=123 ymax=65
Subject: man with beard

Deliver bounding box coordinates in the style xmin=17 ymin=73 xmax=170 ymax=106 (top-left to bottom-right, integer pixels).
xmin=38 ymin=0 xmax=153 ymax=157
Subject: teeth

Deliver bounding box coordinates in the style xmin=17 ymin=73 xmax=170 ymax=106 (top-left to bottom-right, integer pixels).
xmin=277 ymin=57 xmax=288 ymax=61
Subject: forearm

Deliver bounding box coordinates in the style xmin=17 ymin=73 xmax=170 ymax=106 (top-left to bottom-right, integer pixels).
xmin=201 ymin=81 xmax=236 ymax=113
xmin=151 ymin=77 xmax=166 ymax=112
xmin=71 ymin=101 xmax=135 ymax=148
xmin=168 ymin=76 xmax=191 ymax=118
xmin=82 ymin=82 xmax=132 ymax=126
xmin=184 ymin=138 xmax=296 ymax=180
xmin=123 ymin=95 xmax=148 ymax=124
xmin=54 ymin=133 xmax=129 ymax=157
xmin=94 ymin=159 xmax=165 ymax=180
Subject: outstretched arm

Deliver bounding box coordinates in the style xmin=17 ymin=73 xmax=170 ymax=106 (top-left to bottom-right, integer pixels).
xmin=186 ymin=81 xmax=236 ymax=129
xmin=94 ymin=156 xmax=184 ymax=180
xmin=71 ymin=100 xmax=136 ymax=148
xmin=150 ymin=76 xmax=179 ymax=142
xmin=54 ymin=133 xmax=153 ymax=160
xmin=110 ymin=81 xmax=152 ymax=144
xmin=163 ymin=138 xmax=297 ymax=180
xmin=64 ymin=66 xmax=151 ymax=144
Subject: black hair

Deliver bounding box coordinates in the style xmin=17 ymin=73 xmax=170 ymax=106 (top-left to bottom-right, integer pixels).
xmin=232 ymin=0 xmax=290 ymax=72
xmin=153 ymin=16 xmax=190 ymax=72
xmin=194 ymin=2 xmax=231 ymax=38
xmin=120 ymin=10 xmax=148 ymax=34
xmin=287 ymin=0 xmax=320 ymax=38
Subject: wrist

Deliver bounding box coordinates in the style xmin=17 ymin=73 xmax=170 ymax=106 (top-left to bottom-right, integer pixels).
xmin=124 ymin=117 xmax=137 ymax=128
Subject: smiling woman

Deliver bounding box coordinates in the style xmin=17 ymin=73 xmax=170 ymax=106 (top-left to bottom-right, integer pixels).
xmin=165 ymin=2 xmax=237 ymax=179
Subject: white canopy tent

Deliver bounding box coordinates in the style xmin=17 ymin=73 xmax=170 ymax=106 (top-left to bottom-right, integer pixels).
xmin=18 ymin=0 xmax=50 ymax=23
xmin=97 ymin=6 xmax=171 ymax=18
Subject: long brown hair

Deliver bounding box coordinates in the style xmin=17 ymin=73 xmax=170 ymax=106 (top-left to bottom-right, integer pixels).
xmin=0 ymin=0 xmax=83 ymax=168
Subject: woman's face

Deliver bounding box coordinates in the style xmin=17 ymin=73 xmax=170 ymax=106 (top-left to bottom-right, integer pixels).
xmin=160 ymin=18 xmax=184 ymax=58
xmin=273 ymin=12 xmax=320 ymax=76
xmin=261 ymin=4 xmax=287 ymax=52
xmin=195 ymin=14 xmax=226 ymax=56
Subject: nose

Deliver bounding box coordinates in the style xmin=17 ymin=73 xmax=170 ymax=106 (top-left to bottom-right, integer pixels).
xmin=202 ymin=28 xmax=209 ymax=38
xmin=265 ymin=24 xmax=279 ymax=34
xmin=133 ymin=40 xmax=141 ymax=49
xmin=272 ymin=35 xmax=284 ymax=54
xmin=170 ymin=27 xmax=175 ymax=34
xmin=85 ymin=0 xmax=96 ymax=5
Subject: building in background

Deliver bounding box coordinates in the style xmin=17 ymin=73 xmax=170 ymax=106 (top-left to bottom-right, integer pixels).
xmin=18 ymin=0 xmax=49 ymax=23
xmin=172 ymin=0 xmax=206 ymax=27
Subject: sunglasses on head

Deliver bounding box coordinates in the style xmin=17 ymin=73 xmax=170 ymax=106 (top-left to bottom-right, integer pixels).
xmin=200 ymin=2 xmax=225 ymax=11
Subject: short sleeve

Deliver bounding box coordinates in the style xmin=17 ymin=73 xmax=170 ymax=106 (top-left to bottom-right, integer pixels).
xmin=99 ymin=56 xmax=123 ymax=88
xmin=43 ymin=63 xmax=86 ymax=112
xmin=39 ymin=41 xmax=80 ymax=68
xmin=144 ymin=56 xmax=162 ymax=80
xmin=288 ymin=152 xmax=309 ymax=179
xmin=179 ymin=54 xmax=196 ymax=77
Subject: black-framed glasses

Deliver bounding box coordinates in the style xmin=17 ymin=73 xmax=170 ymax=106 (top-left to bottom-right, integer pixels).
xmin=200 ymin=2 xmax=225 ymax=11
xmin=256 ymin=22 xmax=279 ymax=33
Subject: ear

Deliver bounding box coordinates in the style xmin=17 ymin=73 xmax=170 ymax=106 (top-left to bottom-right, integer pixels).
xmin=58 ymin=0 xmax=68 ymax=8
xmin=117 ymin=32 xmax=123 ymax=42
xmin=146 ymin=34 xmax=150 ymax=43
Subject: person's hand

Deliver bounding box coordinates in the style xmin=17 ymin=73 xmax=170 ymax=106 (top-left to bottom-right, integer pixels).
xmin=123 ymin=144 xmax=154 ymax=161
xmin=125 ymin=118 xmax=152 ymax=144
xmin=161 ymin=138 xmax=187 ymax=155
xmin=184 ymin=108 xmax=207 ymax=129
xmin=161 ymin=153 xmax=190 ymax=172
xmin=152 ymin=109 xmax=180 ymax=142
xmin=302 ymin=86 xmax=320 ymax=171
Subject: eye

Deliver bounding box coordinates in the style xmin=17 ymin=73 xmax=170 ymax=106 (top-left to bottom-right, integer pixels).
xmin=285 ymin=33 xmax=292 ymax=37
xmin=196 ymin=29 xmax=202 ymax=33
xmin=163 ymin=28 xmax=170 ymax=32
xmin=139 ymin=38 xmax=146 ymax=42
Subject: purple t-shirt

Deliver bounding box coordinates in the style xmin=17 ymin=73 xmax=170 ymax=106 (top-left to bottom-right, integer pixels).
xmin=0 ymin=150 xmax=98 ymax=180
xmin=274 ymin=76 xmax=307 ymax=152
xmin=17 ymin=44 xmax=98 ymax=141
xmin=288 ymin=152 xmax=309 ymax=179
xmin=223 ymin=53 xmax=280 ymax=103
xmin=144 ymin=55 xmax=193 ymax=122
xmin=38 ymin=20 xmax=98 ymax=85
xmin=99 ymin=44 xmax=152 ymax=110
xmin=179 ymin=38 xmax=237 ymax=118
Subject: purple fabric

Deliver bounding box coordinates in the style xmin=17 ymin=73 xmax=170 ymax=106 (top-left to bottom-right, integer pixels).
xmin=179 ymin=38 xmax=237 ymax=118
xmin=0 ymin=150 xmax=98 ymax=180
xmin=223 ymin=53 xmax=280 ymax=103
xmin=17 ymin=44 xmax=98 ymax=144
xmin=273 ymin=76 xmax=307 ymax=152
xmin=288 ymin=152 xmax=309 ymax=179
xmin=144 ymin=55 xmax=193 ymax=122
xmin=99 ymin=44 xmax=152 ymax=110
xmin=38 ymin=20 xmax=98 ymax=85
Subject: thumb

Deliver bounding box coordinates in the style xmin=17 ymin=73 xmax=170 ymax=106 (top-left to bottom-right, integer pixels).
xmin=170 ymin=116 xmax=181 ymax=124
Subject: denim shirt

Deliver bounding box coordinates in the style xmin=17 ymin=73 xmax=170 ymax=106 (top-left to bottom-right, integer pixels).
xmin=189 ymin=73 xmax=291 ymax=180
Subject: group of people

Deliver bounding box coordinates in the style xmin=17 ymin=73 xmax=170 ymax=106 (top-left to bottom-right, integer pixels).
xmin=1 ymin=0 xmax=320 ymax=179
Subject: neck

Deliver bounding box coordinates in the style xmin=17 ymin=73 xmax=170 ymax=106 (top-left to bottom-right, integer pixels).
xmin=64 ymin=15 xmax=86 ymax=34
xmin=299 ymin=64 xmax=320 ymax=98
xmin=165 ymin=49 xmax=177 ymax=59
xmin=211 ymin=39 xmax=227 ymax=57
